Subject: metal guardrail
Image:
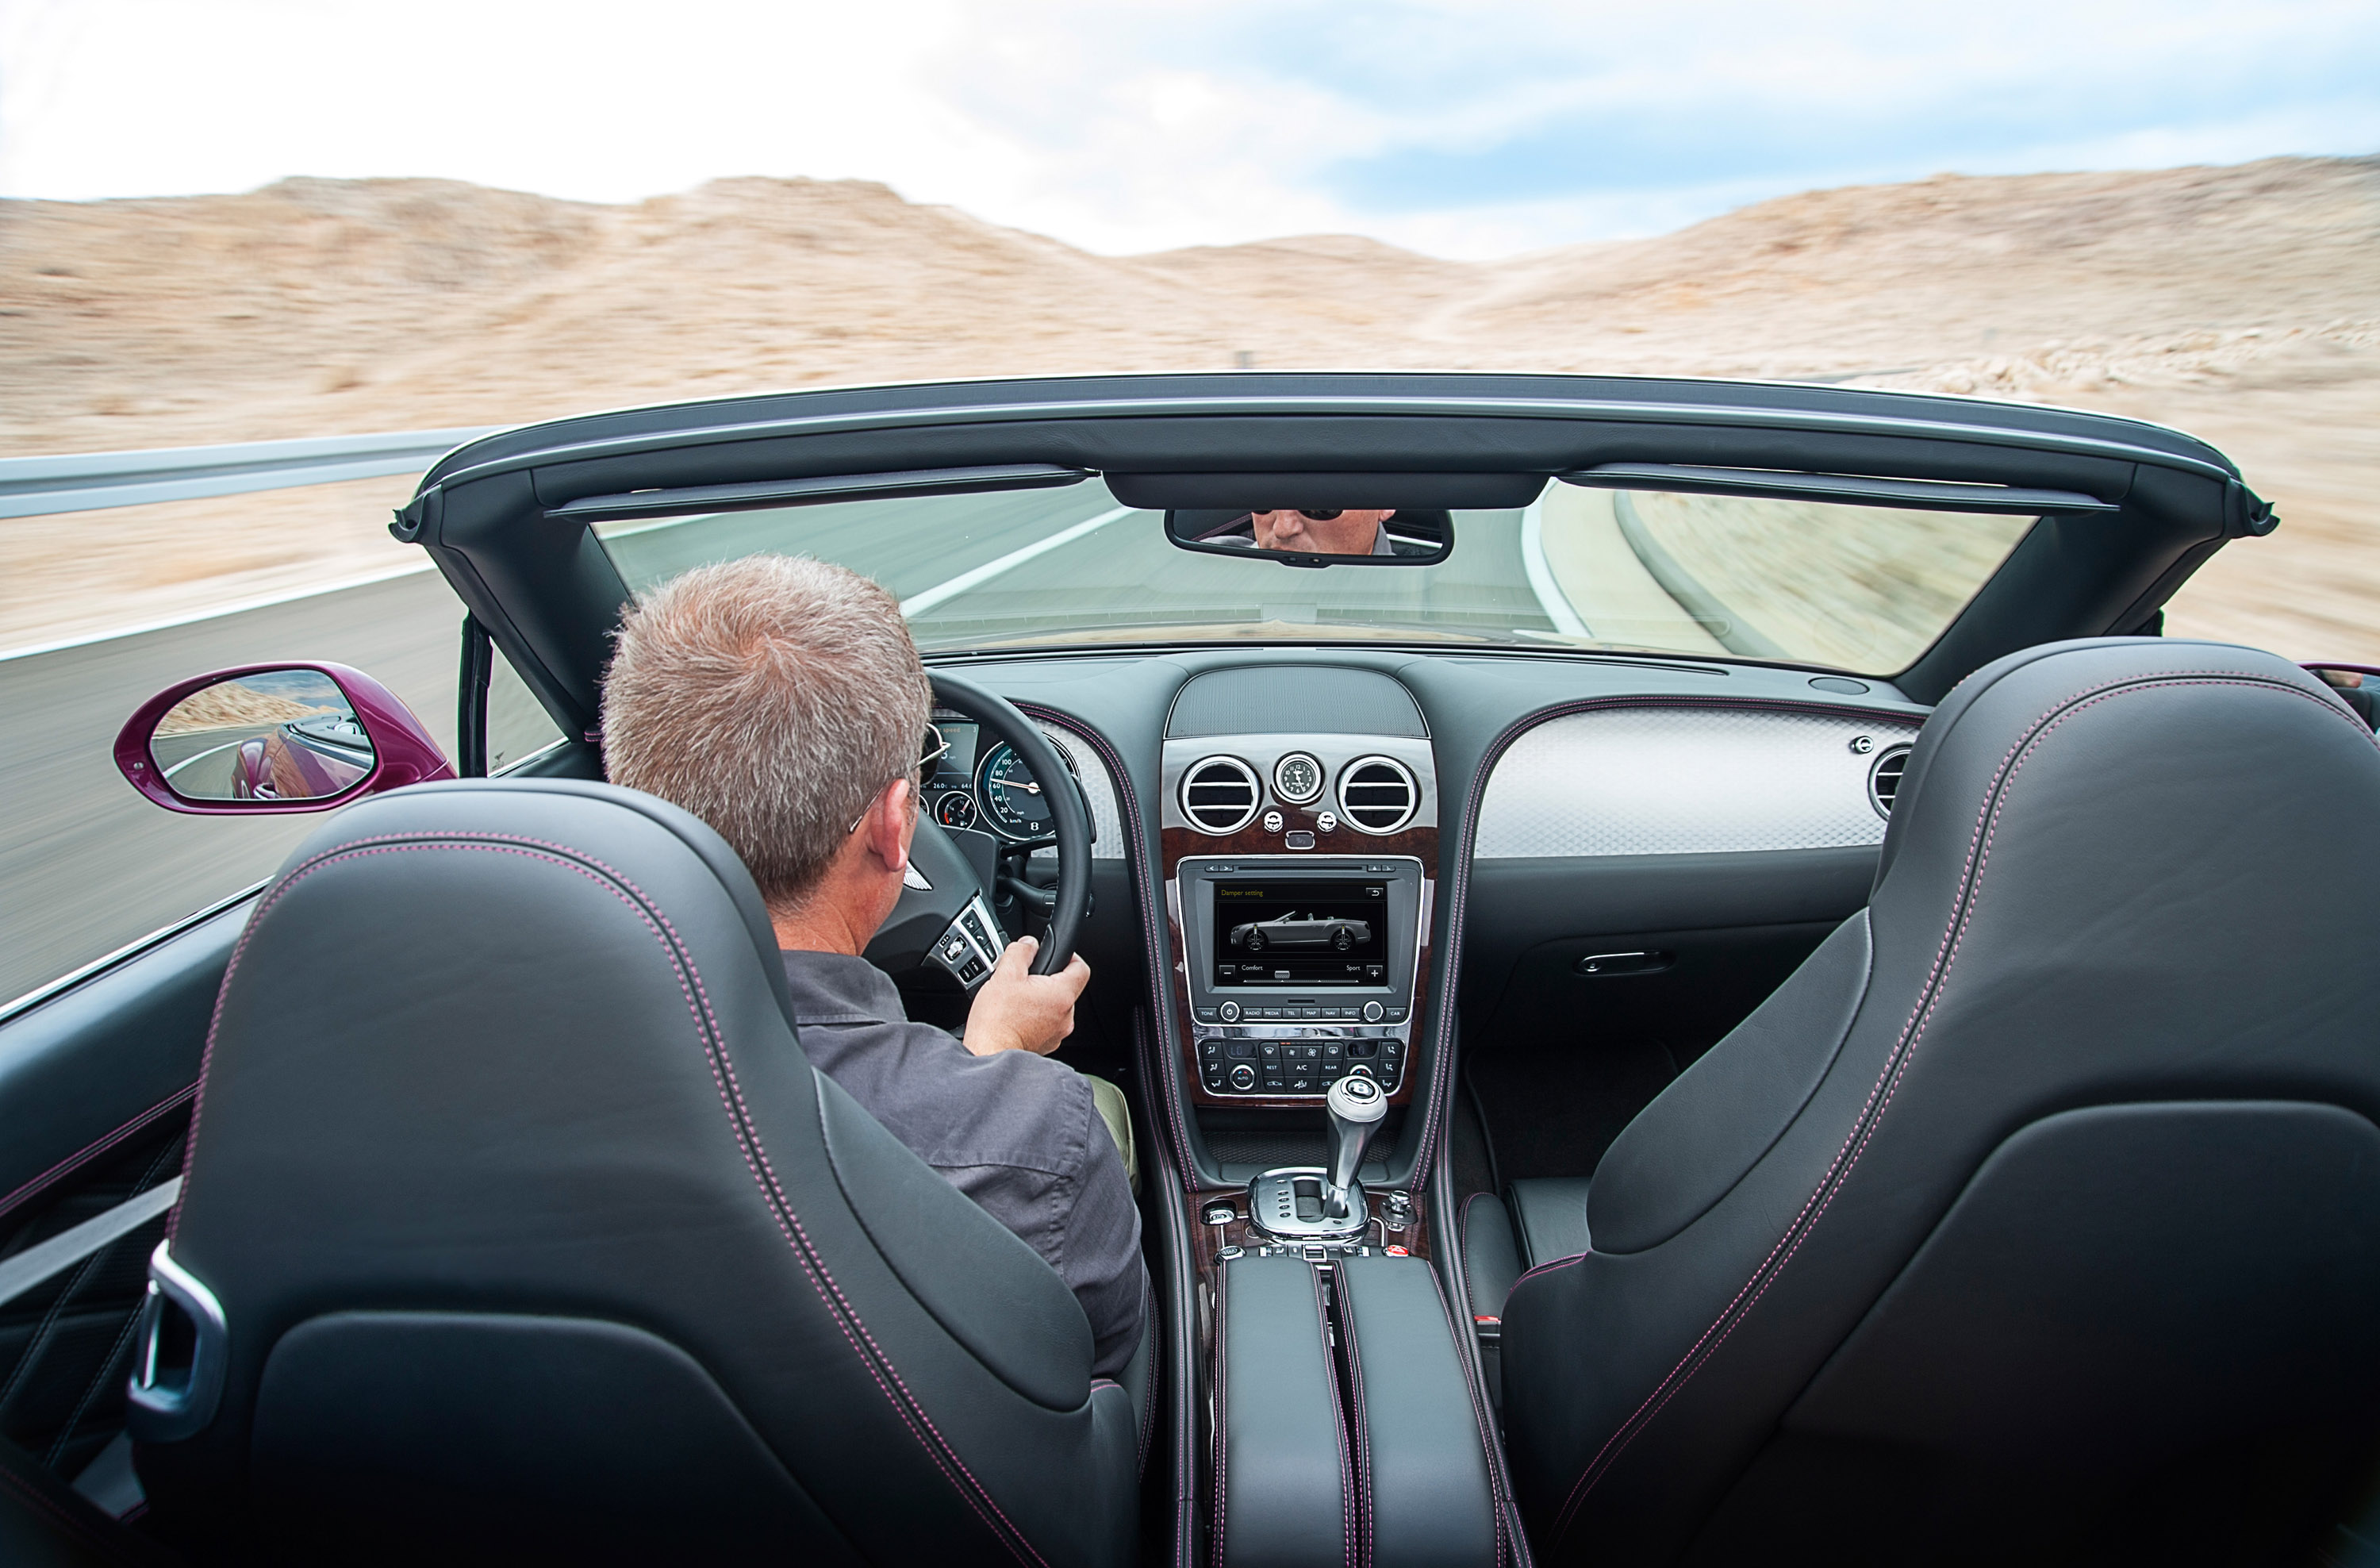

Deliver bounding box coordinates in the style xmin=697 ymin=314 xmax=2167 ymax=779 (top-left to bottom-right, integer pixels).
xmin=0 ymin=427 xmax=501 ymax=520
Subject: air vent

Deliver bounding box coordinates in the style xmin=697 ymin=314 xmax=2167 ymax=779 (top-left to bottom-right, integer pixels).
xmin=1869 ymin=744 xmax=1913 ymax=818
xmin=1180 ymin=755 xmax=1261 ymax=834
xmin=1338 ymin=755 xmax=1419 ymax=835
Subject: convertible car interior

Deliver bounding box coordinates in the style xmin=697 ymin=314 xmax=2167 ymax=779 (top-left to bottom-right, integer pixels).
xmin=5 ymin=371 xmax=2378 ymax=1566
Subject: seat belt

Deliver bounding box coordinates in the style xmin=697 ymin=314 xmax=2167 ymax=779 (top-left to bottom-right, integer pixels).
xmin=0 ymin=1178 xmax=181 ymax=1309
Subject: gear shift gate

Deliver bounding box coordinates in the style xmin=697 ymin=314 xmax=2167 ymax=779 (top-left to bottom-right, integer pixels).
xmin=1246 ymin=1074 xmax=1390 ymax=1241
xmin=1247 ymin=1168 xmax=1366 ymax=1239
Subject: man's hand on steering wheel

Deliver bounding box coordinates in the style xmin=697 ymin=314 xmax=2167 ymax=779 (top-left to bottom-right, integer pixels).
xmin=964 ymin=936 xmax=1092 ymax=1056
xmin=862 ymin=671 xmax=1094 ymax=990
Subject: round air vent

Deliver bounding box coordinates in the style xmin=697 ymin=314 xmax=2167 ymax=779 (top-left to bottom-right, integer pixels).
xmin=1180 ymin=755 xmax=1261 ymax=834
xmin=1337 ymin=755 xmax=1418 ymax=835
xmin=1868 ymin=744 xmax=1913 ymax=818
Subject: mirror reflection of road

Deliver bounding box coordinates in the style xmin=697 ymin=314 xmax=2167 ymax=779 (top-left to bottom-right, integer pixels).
xmin=146 ymin=723 xmax=284 ymax=799
xmin=1 ymin=488 xmax=1562 ymax=1004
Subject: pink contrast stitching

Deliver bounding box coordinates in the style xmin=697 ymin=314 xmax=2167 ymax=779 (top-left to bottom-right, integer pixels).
xmin=1018 ymin=704 xmax=1200 ymax=1200
xmin=1425 ymin=1261 xmax=1514 ymax=1568
xmin=1409 ymin=694 xmax=1909 ymax=1192
xmin=1511 ymin=1253 xmax=1587 ymax=1289
xmin=181 ymin=831 xmax=1046 ymax=1566
xmin=1134 ymin=1271 xmax=1159 ymax=1477
xmin=1338 ymin=1266 xmax=1375 ymax=1568
xmin=1211 ymin=1256 xmax=1230 ymax=1568
xmin=1547 ymin=670 xmax=2355 ymax=1540
xmin=0 ymin=1082 xmax=195 ymax=1224
xmin=1314 ymin=1265 xmax=1356 ymax=1568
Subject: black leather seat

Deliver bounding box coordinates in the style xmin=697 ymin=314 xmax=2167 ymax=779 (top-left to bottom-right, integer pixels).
xmin=1497 ymin=640 xmax=2380 ymax=1566
xmin=127 ymin=780 xmax=1142 ymax=1565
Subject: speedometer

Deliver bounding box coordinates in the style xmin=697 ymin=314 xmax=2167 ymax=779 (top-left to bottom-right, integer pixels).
xmin=975 ymin=741 xmax=1056 ymax=840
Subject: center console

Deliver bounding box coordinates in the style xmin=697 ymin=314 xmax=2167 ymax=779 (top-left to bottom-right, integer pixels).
xmin=1177 ymin=855 xmax=1423 ymax=1099
xmin=1153 ymin=671 xmax=1503 ymax=1564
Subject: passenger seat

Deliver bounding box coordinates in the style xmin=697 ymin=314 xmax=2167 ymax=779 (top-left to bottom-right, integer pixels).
xmin=1461 ymin=1177 xmax=1594 ymax=1320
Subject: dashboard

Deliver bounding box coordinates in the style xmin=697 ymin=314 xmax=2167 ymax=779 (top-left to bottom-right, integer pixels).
xmin=920 ymin=715 xmax=1080 ymax=842
xmin=908 ymin=648 xmax=1931 ymax=1192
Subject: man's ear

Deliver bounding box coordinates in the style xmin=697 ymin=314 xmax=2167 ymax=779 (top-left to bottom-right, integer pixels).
xmin=867 ymin=778 xmax=913 ymax=872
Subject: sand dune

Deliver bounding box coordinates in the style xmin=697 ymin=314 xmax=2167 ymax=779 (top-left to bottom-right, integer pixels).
xmin=2 ymin=156 xmax=2374 ymax=659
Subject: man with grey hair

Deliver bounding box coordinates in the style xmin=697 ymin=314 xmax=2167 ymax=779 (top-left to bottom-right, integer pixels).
xmin=603 ymin=555 xmax=1144 ymax=1378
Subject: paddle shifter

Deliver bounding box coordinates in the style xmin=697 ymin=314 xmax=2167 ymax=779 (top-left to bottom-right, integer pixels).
xmin=1324 ymin=1074 xmax=1388 ymax=1219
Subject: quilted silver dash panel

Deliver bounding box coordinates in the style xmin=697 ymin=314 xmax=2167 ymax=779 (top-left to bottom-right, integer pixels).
xmin=1041 ymin=725 xmax=1127 ymax=860
xmin=1473 ymin=706 xmax=1923 ymax=859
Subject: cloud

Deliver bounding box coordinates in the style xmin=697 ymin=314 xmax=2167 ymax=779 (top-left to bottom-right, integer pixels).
xmin=2 ymin=0 xmax=2373 ymax=258
xmin=1308 ymin=2 xmax=2380 ymax=215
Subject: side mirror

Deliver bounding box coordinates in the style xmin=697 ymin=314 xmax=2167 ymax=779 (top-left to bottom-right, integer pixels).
xmin=2308 ymin=664 xmax=2380 ymax=731
xmin=115 ymin=663 xmax=454 ymax=815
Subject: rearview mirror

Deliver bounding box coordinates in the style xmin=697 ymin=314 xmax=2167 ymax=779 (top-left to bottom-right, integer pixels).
xmin=116 ymin=663 xmax=454 ymax=814
xmin=1165 ymin=507 xmax=1453 ymax=567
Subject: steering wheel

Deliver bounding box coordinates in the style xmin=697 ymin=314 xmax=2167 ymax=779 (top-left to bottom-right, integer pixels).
xmin=862 ymin=671 xmax=1092 ymax=988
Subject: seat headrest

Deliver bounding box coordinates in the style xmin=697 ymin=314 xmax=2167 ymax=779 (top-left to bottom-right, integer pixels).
xmin=263 ymin=777 xmax=798 ymax=1029
xmin=1878 ymin=636 xmax=2374 ymax=891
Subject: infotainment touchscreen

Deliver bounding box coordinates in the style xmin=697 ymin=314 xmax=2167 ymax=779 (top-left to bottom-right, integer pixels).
xmin=1211 ymin=879 xmax=1388 ymax=987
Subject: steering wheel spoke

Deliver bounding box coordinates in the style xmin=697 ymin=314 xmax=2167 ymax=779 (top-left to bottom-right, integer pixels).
xmin=925 ymin=893 xmax=1008 ymax=991
xmin=862 ymin=671 xmax=1092 ymax=983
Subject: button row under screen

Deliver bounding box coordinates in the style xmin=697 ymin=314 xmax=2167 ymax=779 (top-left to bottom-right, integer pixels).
xmin=1203 ymin=1061 xmax=1401 ymax=1096
xmin=1200 ymin=1039 xmax=1405 ymax=1063
xmin=1195 ymin=1005 xmax=1408 ymax=1023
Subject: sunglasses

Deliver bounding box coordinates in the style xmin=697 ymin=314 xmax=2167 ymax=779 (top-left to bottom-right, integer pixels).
xmin=847 ymin=724 xmax=951 ymax=833
xmin=1257 ymin=509 xmax=1345 ymax=521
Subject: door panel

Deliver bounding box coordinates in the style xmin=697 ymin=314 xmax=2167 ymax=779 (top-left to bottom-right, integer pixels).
xmin=0 ymin=899 xmax=246 ymax=1483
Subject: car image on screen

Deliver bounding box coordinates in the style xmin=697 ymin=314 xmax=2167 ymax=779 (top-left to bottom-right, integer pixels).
xmin=1227 ymin=911 xmax=1372 ymax=953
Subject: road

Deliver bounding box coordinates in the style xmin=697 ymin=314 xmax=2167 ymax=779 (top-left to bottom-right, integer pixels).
xmin=1 ymin=571 xmax=469 ymax=1002
xmin=2 ymin=488 xmax=1567 ymax=1005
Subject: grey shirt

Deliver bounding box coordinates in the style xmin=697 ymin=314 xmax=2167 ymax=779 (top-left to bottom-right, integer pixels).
xmin=780 ymin=950 xmax=1146 ymax=1378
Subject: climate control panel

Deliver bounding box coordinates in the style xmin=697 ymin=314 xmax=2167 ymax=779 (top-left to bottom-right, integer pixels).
xmin=1175 ymin=854 xmax=1423 ymax=1101
xmin=1196 ymin=1030 xmax=1406 ymax=1097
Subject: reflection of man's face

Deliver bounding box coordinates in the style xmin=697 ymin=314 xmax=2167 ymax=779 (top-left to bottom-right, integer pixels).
xmin=1250 ymin=509 xmax=1394 ymax=555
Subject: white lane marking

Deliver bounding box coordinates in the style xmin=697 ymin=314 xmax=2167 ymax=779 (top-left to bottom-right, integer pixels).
xmin=161 ymin=738 xmax=249 ymax=781
xmin=0 ymin=559 xmax=437 ymax=664
xmin=1519 ymin=498 xmax=1591 ymax=638
xmin=898 ymin=506 xmax=1138 ymax=618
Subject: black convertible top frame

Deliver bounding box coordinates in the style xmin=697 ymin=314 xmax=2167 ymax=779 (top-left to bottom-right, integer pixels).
xmin=393 ymin=371 xmax=2270 ymax=740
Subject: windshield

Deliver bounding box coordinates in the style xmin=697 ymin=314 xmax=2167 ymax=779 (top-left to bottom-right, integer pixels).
xmin=593 ymin=479 xmax=2035 ymax=675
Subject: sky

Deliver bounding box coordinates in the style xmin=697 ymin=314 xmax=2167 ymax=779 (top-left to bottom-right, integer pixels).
xmin=1 ymin=0 xmax=2374 ymax=259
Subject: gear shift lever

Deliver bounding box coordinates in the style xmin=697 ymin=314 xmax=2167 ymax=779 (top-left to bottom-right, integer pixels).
xmin=1324 ymin=1074 xmax=1388 ymax=1219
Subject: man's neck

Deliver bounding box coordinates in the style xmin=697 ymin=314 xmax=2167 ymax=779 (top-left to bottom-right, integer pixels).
xmin=771 ymin=904 xmax=866 ymax=955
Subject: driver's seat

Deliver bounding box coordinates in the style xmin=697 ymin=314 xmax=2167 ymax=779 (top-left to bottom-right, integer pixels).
xmin=128 ymin=779 xmax=1142 ymax=1565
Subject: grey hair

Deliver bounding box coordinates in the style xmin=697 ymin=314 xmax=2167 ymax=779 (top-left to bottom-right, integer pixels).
xmin=601 ymin=555 xmax=931 ymax=912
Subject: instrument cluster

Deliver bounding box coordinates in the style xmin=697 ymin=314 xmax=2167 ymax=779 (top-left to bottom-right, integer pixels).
xmin=921 ymin=718 xmax=1073 ymax=843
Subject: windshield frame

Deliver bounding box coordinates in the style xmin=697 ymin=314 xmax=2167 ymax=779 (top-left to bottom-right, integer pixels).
xmin=399 ymin=371 xmax=2251 ymax=736
xmin=587 ymin=479 xmax=2048 ymax=680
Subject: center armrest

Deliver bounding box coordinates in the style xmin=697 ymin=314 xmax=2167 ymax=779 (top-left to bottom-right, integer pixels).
xmin=1215 ymin=1255 xmax=1349 ymax=1567
xmin=1212 ymin=1254 xmax=1503 ymax=1567
xmin=1336 ymin=1255 xmax=1502 ymax=1568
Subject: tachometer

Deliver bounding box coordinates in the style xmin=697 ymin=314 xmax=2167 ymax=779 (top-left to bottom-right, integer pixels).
xmin=975 ymin=741 xmax=1056 ymax=840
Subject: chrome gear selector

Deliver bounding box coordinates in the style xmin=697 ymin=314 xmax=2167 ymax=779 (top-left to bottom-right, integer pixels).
xmin=1242 ymin=1071 xmax=1389 ymax=1243
xmin=1323 ymin=1073 xmax=1387 ymax=1219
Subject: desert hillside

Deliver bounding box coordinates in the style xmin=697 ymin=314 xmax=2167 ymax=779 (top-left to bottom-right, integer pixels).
xmin=2 ymin=156 xmax=2374 ymax=658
